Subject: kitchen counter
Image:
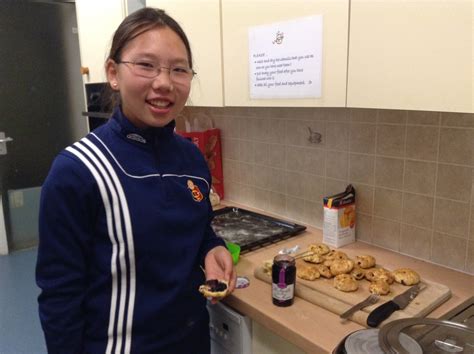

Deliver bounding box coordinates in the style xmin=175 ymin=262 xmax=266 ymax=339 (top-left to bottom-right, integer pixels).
xmin=220 ymin=206 xmax=474 ymax=353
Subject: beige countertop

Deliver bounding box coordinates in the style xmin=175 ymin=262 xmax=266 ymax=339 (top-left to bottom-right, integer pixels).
xmin=219 ymin=206 xmax=474 ymax=354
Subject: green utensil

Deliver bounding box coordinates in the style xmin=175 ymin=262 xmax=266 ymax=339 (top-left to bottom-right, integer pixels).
xmin=225 ymin=241 xmax=241 ymax=265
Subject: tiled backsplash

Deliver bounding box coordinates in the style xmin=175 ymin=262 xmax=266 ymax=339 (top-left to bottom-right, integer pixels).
xmin=182 ymin=107 xmax=474 ymax=274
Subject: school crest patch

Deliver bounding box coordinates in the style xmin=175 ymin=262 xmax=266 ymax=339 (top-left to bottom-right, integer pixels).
xmin=187 ymin=180 xmax=203 ymax=202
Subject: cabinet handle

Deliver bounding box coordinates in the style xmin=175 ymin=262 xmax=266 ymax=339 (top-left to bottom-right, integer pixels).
xmin=81 ymin=66 xmax=90 ymax=75
xmin=0 ymin=137 xmax=13 ymax=143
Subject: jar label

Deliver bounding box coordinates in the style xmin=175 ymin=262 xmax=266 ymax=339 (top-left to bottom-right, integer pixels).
xmin=272 ymin=283 xmax=294 ymax=301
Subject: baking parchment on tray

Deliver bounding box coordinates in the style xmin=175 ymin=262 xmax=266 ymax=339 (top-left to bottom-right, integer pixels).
xmin=211 ymin=207 xmax=306 ymax=253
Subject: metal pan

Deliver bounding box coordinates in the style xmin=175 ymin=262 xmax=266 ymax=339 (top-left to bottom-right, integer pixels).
xmin=211 ymin=207 xmax=306 ymax=253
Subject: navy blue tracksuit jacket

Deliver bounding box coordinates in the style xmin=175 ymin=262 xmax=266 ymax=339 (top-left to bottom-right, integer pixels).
xmin=36 ymin=107 xmax=224 ymax=354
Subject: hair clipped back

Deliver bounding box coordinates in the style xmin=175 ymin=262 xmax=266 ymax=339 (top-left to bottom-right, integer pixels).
xmin=107 ymin=7 xmax=193 ymax=68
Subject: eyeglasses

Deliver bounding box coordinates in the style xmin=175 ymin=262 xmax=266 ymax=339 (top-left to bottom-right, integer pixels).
xmin=117 ymin=60 xmax=196 ymax=83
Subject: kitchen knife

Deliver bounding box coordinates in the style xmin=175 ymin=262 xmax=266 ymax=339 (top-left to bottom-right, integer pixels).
xmin=367 ymin=284 xmax=421 ymax=327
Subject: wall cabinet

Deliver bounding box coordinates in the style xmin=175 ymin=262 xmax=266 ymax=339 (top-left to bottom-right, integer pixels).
xmin=75 ymin=0 xmax=127 ymax=83
xmin=221 ymin=0 xmax=350 ymax=107
xmin=76 ymin=1 xmax=472 ymax=112
xmin=146 ymin=0 xmax=224 ymax=107
xmin=347 ymin=0 xmax=473 ymax=113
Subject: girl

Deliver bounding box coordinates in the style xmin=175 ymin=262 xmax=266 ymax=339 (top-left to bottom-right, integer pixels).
xmin=36 ymin=8 xmax=235 ymax=354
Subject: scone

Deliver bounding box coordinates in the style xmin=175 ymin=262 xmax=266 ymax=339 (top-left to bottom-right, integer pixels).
xmin=325 ymin=250 xmax=349 ymax=261
xmin=297 ymin=266 xmax=320 ymax=281
xmin=350 ymin=266 xmax=366 ymax=280
xmin=323 ymin=251 xmax=348 ymax=266
xmin=365 ymin=268 xmax=394 ymax=284
xmin=334 ymin=274 xmax=358 ymax=292
xmin=315 ymin=264 xmax=333 ymax=278
xmin=263 ymin=259 xmax=273 ymax=275
xmin=303 ymin=253 xmax=325 ymax=264
xmin=393 ymin=268 xmax=420 ymax=286
xmin=369 ymin=280 xmax=391 ymax=295
xmin=199 ymin=279 xmax=229 ymax=298
xmin=355 ymin=255 xmax=376 ymax=269
xmin=308 ymin=243 xmax=331 ymax=255
xmin=330 ymin=259 xmax=355 ymax=276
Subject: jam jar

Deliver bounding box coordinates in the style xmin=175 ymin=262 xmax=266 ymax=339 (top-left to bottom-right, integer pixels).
xmin=272 ymin=254 xmax=296 ymax=307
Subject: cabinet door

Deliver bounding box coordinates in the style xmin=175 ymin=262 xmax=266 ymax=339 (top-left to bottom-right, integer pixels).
xmin=222 ymin=0 xmax=349 ymax=107
xmin=75 ymin=0 xmax=125 ymax=83
xmin=347 ymin=0 xmax=473 ymax=113
xmin=147 ymin=0 xmax=224 ymax=107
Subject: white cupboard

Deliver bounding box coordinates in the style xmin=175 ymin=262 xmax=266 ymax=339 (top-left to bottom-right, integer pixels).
xmin=347 ymin=0 xmax=473 ymax=113
xmin=146 ymin=0 xmax=224 ymax=107
xmin=75 ymin=0 xmax=127 ymax=83
xmin=75 ymin=1 xmax=473 ymax=112
xmin=221 ymin=0 xmax=350 ymax=107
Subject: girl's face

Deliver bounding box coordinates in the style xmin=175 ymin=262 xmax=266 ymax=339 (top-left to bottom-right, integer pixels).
xmin=106 ymin=26 xmax=191 ymax=129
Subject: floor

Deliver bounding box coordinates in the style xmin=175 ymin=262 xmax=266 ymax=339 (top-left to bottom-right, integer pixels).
xmin=0 ymin=247 xmax=47 ymax=354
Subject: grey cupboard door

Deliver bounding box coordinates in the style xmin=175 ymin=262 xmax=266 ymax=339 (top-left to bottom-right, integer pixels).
xmin=0 ymin=1 xmax=87 ymax=253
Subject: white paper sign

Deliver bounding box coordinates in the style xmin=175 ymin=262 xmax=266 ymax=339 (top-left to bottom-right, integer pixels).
xmin=248 ymin=15 xmax=323 ymax=99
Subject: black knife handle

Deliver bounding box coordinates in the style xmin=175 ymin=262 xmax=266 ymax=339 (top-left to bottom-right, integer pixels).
xmin=367 ymin=301 xmax=400 ymax=327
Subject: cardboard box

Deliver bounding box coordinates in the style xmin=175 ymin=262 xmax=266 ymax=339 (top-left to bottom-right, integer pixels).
xmin=323 ymin=185 xmax=356 ymax=248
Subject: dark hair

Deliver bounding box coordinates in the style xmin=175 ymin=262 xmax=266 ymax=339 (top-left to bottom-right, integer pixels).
xmin=108 ymin=7 xmax=193 ymax=68
xmin=105 ymin=8 xmax=193 ymax=109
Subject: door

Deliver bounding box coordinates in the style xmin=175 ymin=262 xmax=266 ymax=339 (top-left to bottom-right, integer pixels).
xmin=0 ymin=1 xmax=87 ymax=253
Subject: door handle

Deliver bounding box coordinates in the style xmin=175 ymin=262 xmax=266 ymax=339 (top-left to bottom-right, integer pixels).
xmin=0 ymin=132 xmax=13 ymax=155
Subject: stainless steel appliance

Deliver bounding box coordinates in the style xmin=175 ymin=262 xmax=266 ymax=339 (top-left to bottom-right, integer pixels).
xmin=334 ymin=296 xmax=474 ymax=353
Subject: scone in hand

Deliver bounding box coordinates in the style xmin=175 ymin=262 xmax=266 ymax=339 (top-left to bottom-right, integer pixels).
xmin=199 ymin=279 xmax=229 ymax=298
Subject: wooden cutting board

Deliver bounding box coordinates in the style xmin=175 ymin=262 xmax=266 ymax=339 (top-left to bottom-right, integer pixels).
xmin=254 ymin=260 xmax=451 ymax=328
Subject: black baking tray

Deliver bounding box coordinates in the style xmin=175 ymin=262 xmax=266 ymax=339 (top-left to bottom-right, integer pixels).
xmin=211 ymin=207 xmax=306 ymax=253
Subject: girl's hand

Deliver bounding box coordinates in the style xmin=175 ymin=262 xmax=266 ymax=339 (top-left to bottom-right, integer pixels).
xmin=204 ymin=246 xmax=236 ymax=303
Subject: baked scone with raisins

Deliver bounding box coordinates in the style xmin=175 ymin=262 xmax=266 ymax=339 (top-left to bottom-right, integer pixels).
xmin=323 ymin=251 xmax=348 ymax=266
xmin=315 ymin=264 xmax=333 ymax=278
xmin=303 ymin=253 xmax=325 ymax=264
xmin=392 ymin=268 xmax=420 ymax=286
xmin=297 ymin=266 xmax=320 ymax=281
xmin=355 ymin=255 xmax=376 ymax=269
xmin=330 ymin=259 xmax=355 ymax=276
xmin=369 ymin=280 xmax=391 ymax=295
xmin=334 ymin=274 xmax=358 ymax=292
xmin=350 ymin=266 xmax=366 ymax=280
xmin=308 ymin=243 xmax=331 ymax=255
xmin=365 ymin=267 xmax=394 ymax=284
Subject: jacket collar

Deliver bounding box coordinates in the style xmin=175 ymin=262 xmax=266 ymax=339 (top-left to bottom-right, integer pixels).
xmin=109 ymin=106 xmax=175 ymax=145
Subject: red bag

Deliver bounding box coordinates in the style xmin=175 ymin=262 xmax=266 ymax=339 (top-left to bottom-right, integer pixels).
xmin=177 ymin=128 xmax=224 ymax=199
